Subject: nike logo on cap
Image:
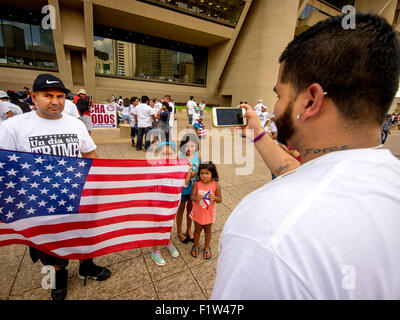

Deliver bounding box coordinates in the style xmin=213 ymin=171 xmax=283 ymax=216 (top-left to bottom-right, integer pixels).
xmin=46 ymin=80 xmax=59 ymax=84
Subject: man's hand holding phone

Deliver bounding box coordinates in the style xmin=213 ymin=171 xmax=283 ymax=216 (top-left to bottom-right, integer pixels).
xmin=238 ymin=104 xmax=265 ymax=141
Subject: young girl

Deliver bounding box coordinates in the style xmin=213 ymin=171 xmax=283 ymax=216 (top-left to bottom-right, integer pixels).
xmin=190 ymin=162 xmax=222 ymax=259
xmin=151 ymin=141 xmax=191 ymax=267
xmin=176 ymin=133 xmax=201 ymax=243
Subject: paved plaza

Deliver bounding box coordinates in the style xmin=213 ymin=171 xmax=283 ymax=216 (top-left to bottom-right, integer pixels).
xmin=1 ymin=110 xmax=399 ymax=300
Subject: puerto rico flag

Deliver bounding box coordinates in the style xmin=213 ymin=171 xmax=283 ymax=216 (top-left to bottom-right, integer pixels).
xmin=0 ymin=149 xmax=188 ymax=259
xmin=200 ymin=191 xmax=211 ymax=209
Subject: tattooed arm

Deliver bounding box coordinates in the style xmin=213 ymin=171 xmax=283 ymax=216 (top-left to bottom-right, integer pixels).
xmin=240 ymin=105 xmax=301 ymax=177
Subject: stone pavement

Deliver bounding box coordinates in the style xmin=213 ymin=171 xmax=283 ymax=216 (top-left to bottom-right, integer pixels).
xmin=0 ymin=111 xmax=399 ymax=300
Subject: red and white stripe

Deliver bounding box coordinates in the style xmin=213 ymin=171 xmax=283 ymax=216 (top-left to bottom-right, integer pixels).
xmin=0 ymin=159 xmax=189 ymax=259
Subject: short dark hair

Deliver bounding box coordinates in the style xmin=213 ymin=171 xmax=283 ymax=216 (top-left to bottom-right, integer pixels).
xmin=197 ymin=161 xmax=219 ymax=181
xmin=190 ymin=96 xmax=194 ymax=100
xmin=162 ymin=101 xmax=172 ymax=112
xmin=279 ymin=12 xmax=400 ymax=125
xmin=141 ymin=95 xmax=149 ymax=104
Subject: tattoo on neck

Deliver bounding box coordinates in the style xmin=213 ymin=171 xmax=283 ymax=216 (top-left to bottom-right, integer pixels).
xmin=275 ymin=164 xmax=290 ymax=176
xmin=303 ymin=145 xmax=349 ymax=158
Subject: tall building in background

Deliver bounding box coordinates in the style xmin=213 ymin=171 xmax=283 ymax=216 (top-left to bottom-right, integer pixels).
xmin=114 ymin=40 xmax=136 ymax=77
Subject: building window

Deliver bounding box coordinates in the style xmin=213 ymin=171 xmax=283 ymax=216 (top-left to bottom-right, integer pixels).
xmin=0 ymin=6 xmax=57 ymax=70
xmin=94 ymin=25 xmax=207 ymax=86
xmin=139 ymin=0 xmax=245 ymax=27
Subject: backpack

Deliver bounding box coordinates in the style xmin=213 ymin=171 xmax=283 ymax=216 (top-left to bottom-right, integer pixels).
xmin=75 ymin=94 xmax=91 ymax=115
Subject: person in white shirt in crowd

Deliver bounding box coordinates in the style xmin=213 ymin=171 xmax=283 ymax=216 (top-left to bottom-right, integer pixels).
xmin=0 ymin=100 xmax=13 ymax=123
xmin=120 ymin=98 xmax=131 ymax=124
xmin=254 ymin=98 xmax=264 ymax=116
xmin=186 ymin=96 xmax=197 ymax=125
xmin=192 ymin=107 xmax=201 ymax=125
xmin=171 ymin=99 xmax=176 ymax=120
xmin=0 ymin=90 xmax=23 ymax=116
xmin=129 ymin=96 xmax=139 ymax=147
xmin=154 ymin=98 xmax=163 ymax=114
xmin=212 ymin=12 xmax=400 ymax=300
xmin=163 ymin=95 xmax=175 ymax=129
xmin=133 ymin=95 xmax=156 ymax=151
xmin=259 ymin=105 xmax=270 ymax=129
xmin=62 ymin=92 xmax=80 ymax=118
xmin=0 ymin=73 xmax=111 ymax=301
xmin=268 ymin=113 xmax=278 ymax=140
xmin=199 ymin=100 xmax=206 ymax=118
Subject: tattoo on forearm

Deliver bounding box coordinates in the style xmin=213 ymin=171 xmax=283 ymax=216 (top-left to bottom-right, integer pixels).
xmin=275 ymin=164 xmax=290 ymax=176
xmin=303 ymin=145 xmax=349 ymax=158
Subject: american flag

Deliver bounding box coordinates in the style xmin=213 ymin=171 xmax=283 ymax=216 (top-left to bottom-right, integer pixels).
xmin=0 ymin=149 xmax=189 ymax=260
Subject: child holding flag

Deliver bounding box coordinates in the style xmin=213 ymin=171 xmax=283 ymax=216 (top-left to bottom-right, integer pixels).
xmin=190 ymin=162 xmax=222 ymax=259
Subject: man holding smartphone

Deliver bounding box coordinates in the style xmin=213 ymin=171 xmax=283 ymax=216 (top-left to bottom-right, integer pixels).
xmin=212 ymin=12 xmax=400 ymax=299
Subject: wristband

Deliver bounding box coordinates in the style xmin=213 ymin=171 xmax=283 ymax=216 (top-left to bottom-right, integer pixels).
xmin=252 ymin=131 xmax=266 ymax=143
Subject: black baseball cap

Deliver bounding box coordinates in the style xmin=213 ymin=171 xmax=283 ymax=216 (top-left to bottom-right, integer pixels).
xmin=32 ymin=74 xmax=67 ymax=93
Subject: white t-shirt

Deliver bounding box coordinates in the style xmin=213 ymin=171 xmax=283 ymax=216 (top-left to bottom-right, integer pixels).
xmin=154 ymin=102 xmax=162 ymax=114
xmin=0 ymin=111 xmax=96 ymax=157
xmin=199 ymin=103 xmax=206 ymax=111
xmin=121 ymin=105 xmax=130 ymax=116
xmin=187 ymin=100 xmax=197 ymax=115
xmin=129 ymin=104 xmax=136 ymax=127
xmin=62 ymin=99 xmax=80 ymax=118
xmin=169 ymin=102 xmax=175 ymax=128
xmin=259 ymin=111 xmax=269 ymax=127
xmin=212 ymin=148 xmax=400 ymax=300
xmin=0 ymin=100 xmax=11 ymax=123
xmin=2 ymin=101 xmax=23 ymax=116
xmin=192 ymin=112 xmax=200 ymax=125
xmin=270 ymin=120 xmax=277 ymax=133
xmin=254 ymin=103 xmax=264 ymax=115
xmin=132 ymin=103 xmax=155 ymax=128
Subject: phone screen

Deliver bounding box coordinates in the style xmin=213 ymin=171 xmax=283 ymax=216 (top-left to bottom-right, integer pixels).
xmin=215 ymin=108 xmax=245 ymax=126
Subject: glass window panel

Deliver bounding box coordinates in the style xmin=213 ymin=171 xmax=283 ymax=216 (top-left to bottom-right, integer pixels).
xmin=94 ymin=30 xmax=207 ymax=86
xmin=94 ymin=36 xmax=115 ymax=75
xmin=0 ymin=20 xmax=6 ymax=63
xmin=31 ymin=25 xmax=57 ymax=68
xmin=1 ymin=20 xmax=34 ymax=66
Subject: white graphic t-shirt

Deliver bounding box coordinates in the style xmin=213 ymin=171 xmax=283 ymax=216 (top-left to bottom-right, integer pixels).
xmin=0 ymin=111 xmax=96 ymax=157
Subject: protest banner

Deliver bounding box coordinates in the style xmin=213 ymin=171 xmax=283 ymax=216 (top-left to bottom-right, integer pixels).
xmin=91 ymin=104 xmax=117 ymax=128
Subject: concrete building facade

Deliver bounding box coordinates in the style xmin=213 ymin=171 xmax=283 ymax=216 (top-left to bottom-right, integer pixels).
xmin=0 ymin=0 xmax=399 ymax=112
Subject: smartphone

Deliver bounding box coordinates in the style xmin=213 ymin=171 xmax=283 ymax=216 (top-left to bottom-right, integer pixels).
xmin=212 ymin=107 xmax=247 ymax=127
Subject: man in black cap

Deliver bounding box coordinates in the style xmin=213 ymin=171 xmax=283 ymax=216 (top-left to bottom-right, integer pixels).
xmin=0 ymin=73 xmax=111 ymax=300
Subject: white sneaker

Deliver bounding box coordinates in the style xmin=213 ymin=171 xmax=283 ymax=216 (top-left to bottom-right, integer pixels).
xmin=167 ymin=243 xmax=179 ymax=258
xmin=151 ymin=250 xmax=166 ymax=266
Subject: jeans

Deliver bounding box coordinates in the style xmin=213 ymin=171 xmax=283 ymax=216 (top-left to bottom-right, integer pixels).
xmin=137 ymin=126 xmax=152 ymax=150
xmin=381 ymin=130 xmax=389 ymax=144
xmin=131 ymin=126 xmax=137 ymax=144
xmin=188 ymin=114 xmax=193 ymax=125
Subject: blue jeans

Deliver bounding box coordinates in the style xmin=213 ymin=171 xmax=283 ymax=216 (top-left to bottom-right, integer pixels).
xmin=381 ymin=130 xmax=389 ymax=144
xmin=137 ymin=126 xmax=152 ymax=150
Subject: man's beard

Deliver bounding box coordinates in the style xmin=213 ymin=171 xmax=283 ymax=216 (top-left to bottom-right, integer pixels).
xmin=275 ymin=100 xmax=296 ymax=146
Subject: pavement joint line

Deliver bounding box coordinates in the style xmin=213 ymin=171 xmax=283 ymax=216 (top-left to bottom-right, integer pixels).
xmin=7 ymin=246 xmax=28 ymax=300
xmin=141 ymin=250 xmax=160 ymax=300
xmin=176 ymin=237 xmax=209 ymax=300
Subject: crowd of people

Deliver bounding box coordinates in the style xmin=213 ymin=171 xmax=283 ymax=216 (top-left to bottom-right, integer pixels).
xmin=106 ymin=94 xmax=207 ymax=150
